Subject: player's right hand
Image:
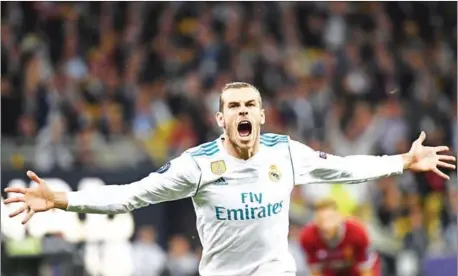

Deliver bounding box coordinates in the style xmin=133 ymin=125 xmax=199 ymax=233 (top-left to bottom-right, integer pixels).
xmin=4 ymin=170 xmax=55 ymax=224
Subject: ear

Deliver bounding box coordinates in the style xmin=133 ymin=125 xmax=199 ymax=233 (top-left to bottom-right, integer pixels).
xmin=215 ymin=112 xmax=225 ymax=128
xmin=260 ymin=109 xmax=266 ymax=125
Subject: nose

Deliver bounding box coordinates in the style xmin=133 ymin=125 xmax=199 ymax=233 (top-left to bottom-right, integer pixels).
xmin=239 ymin=106 xmax=248 ymax=116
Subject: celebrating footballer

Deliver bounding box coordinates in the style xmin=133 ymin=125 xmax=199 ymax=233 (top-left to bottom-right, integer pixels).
xmin=4 ymin=82 xmax=456 ymax=276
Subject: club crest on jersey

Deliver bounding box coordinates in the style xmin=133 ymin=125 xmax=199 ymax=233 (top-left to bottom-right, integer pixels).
xmin=211 ymin=160 xmax=227 ymax=175
xmin=268 ymin=165 xmax=281 ymax=182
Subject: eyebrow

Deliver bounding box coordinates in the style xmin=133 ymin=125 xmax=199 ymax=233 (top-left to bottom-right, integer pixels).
xmin=227 ymin=99 xmax=257 ymax=105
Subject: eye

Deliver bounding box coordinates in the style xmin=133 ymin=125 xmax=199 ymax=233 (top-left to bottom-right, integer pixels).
xmin=247 ymin=102 xmax=255 ymax=107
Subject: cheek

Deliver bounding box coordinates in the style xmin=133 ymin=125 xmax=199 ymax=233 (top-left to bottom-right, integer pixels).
xmin=317 ymin=212 xmax=338 ymax=226
xmin=225 ymin=114 xmax=236 ymax=124
xmin=255 ymin=113 xmax=265 ymax=125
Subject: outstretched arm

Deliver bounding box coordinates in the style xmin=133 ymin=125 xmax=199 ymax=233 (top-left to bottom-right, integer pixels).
xmin=291 ymin=131 xmax=455 ymax=185
xmin=4 ymin=153 xmax=201 ymax=224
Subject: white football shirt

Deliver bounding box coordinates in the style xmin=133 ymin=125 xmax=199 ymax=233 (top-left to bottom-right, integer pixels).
xmin=67 ymin=133 xmax=404 ymax=276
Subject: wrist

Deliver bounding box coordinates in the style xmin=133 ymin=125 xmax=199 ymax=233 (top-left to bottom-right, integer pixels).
xmin=53 ymin=192 xmax=69 ymax=210
xmin=401 ymin=152 xmax=415 ymax=170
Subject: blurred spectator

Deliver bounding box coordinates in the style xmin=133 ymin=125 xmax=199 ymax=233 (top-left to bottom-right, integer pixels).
xmin=74 ymin=119 xmax=107 ymax=168
xmin=325 ymin=100 xmax=382 ymax=156
xmin=377 ymin=97 xmax=409 ymax=155
xmin=374 ymin=177 xmax=409 ymax=275
xmin=0 ymin=2 xmax=456 ymax=276
xmin=288 ymin=223 xmax=309 ymax=276
xmin=452 ymin=98 xmax=457 ymax=153
xmin=34 ymin=113 xmax=73 ymax=172
xmin=441 ymin=175 xmax=458 ymax=253
xmin=132 ymin=225 xmax=167 ymax=276
xmin=404 ymin=207 xmax=429 ymax=262
xmin=166 ymin=235 xmax=199 ymax=276
xmin=17 ymin=114 xmax=37 ymax=140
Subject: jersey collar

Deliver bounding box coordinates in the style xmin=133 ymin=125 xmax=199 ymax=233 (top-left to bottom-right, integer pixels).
xmin=217 ymin=135 xmax=263 ymax=164
xmin=323 ymin=221 xmax=347 ymax=248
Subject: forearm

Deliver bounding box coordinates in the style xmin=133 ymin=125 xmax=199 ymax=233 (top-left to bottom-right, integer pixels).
xmin=63 ymin=182 xmax=151 ymax=214
xmin=54 ymin=189 xmax=134 ymax=214
xmin=57 ymin=169 xmax=197 ymax=214
xmin=303 ymin=154 xmax=404 ymax=185
xmin=359 ymin=269 xmax=373 ymax=276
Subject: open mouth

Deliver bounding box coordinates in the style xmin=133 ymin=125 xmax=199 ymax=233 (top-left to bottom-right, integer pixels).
xmin=237 ymin=121 xmax=252 ymax=137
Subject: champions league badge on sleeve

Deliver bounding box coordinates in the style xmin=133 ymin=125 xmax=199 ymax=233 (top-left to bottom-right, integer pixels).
xmin=318 ymin=151 xmax=328 ymax=159
xmin=156 ymin=162 xmax=171 ymax=174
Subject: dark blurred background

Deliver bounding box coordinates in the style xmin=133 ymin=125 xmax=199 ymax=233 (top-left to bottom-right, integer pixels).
xmin=1 ymin=2 xmax=456 ymax=276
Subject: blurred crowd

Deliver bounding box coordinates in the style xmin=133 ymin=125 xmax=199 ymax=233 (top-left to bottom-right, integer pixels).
xmin=1 ymin=2 xmax=457 ymax=276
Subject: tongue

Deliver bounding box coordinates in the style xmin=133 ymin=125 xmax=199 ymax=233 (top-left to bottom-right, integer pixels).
xmin=239 ymin=129 xmax=250 ymax=137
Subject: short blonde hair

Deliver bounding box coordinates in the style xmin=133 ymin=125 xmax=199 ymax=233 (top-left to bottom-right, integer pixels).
xmin=219 ymin=82 xmax=262 ymax=112
xmin=313 ymin=198 xmax=338 ymax=211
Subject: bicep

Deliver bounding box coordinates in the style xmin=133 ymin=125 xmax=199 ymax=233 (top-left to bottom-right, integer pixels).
xmin=290 ymin=140 xmax=345 ymax=185
xmin=142 ymin=154 xmax=201 ymax=202
xmin=289 ymin=139 xmax=403 ymax=185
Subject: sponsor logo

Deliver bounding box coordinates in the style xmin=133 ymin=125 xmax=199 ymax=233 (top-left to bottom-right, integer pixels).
xmin=317 ymin=249 xmax=327 ymax=259
xmin=215 ymin=192 xmax=283 ymax=221
xmin=214 ymin=177 xmax=228 ymax=186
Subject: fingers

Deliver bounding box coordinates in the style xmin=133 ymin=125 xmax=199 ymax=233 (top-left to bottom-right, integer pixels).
xmin=4 ymin=187 xmax=26 ymax=194
xmin=27 ymin=170 xmax=43 ymax=185
xmin=9 ymin=205 xmax=27 ymax=218
xmin=4 ymin=196 xmax=25 ymax=204
xmin=438 ymin=161 xmax=456 ymax=170
xmin=417 ymin=131 xmax=426 ymax=144
xmin=434 ymin=146 xmax=450 ymax=153
xmin=433 ymin=168 xmax=450 ymax=180
xmin=438 ymin=155 xmax=456 ymax=162
xmin=22 ymin=209 xmax=35 ymax=225
xmin=8 ymin=203 xmax=37 ymax=224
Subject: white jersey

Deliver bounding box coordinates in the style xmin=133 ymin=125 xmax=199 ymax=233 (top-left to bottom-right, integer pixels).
xmin=66 ymin=133 xmax=404 ymax=276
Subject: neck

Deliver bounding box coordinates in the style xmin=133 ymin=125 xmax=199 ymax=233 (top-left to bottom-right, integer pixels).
xmin=322 ymin=222 xmax=344 ymax=246
xmin=223 ymin=134 xmax=259 ymax=160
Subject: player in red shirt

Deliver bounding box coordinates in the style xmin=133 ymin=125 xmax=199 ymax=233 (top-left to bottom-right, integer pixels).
xmin=300 ymin=198 xmax=381 ymax=276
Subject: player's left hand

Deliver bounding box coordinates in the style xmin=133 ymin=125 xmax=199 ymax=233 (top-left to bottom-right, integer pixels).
xmin=404 ymin=131 xmax=456 ymax=179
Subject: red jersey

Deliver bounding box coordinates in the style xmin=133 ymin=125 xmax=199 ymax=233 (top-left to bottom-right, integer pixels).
xmin=299 ymin=219 xmax=381 ymax=276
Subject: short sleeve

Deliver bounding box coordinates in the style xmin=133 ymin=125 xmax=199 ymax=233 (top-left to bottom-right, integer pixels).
xmin=352 ymin=225 xmax=376 ymax=269
xmin=299 ymin=226 xmax=320 ymax=265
